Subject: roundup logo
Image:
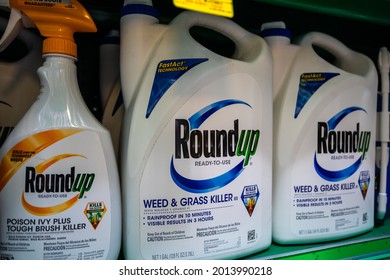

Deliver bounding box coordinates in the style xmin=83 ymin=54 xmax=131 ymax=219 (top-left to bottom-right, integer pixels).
xmin=0 ymin=129 xmax=94 ymax=216
xmin=314 ymin=107 xmax=371 ymax=181
xmin=22 ymin=159 xmax=95 ymax=216
xmin=171 ymin=99 xmax=260 ymax=193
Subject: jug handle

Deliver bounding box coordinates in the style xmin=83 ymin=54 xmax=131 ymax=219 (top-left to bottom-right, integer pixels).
xmin=171 ymin=11 xmax=262 ymax=61
xmin=297 ymin=31 xmax=374 ymax=77
xmin=297 ymin=32 xmax=352 ymax=60
xmin=0 ymin=17 xmax=41 ymax=66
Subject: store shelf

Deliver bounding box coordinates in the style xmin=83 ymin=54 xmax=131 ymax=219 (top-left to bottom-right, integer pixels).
xmin=244 ymin=219 xmax=390 ymax=260
xmin=253 ymin=0 xmax=390 ymax=26
xmin=1 ymin=0 xmax=385 ymax=260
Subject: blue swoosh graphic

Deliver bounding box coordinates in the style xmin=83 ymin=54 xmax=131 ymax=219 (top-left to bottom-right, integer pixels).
xmin=327 ymin=106 xmax=366 ymax=130
xmin=188 ymin=99 xmax=251 ymax=130
xmin=314 ymin=153 xmax=363 ymax=181
xmin=170 ymin=157 xmax=245 ymax=193
xmin=314 ymin=106 xmax=366 ymax=181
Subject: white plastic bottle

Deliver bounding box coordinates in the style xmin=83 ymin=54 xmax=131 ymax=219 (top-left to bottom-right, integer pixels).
xmin=261 ymin=22 xmax=378 ymax=244
xmin=100 ymin=30 xmax=123 ymax=161
xmin=376 ymin=47 xmax=389 ymax=220
xmin=0 ymin=0 xmax=121 ymax=259
xmin=120 ymin=0 xmax=272 ymax=259
xmin=99 ymin=29 xmax=120 ymax=109
xmin=0 ymin=17 xmax=42 ymax=147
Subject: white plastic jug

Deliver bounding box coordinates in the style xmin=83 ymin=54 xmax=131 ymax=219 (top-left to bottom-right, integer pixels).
xmin=261 ymin=22 xmax=378 ymax=244
xmin=0 ymin=17 xmax=42 ymax=147
xmin=120 ymin=2 xmax=273 ymax=259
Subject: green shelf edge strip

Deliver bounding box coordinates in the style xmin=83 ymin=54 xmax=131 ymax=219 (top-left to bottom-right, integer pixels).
xmin=273 ymin=237 xmax=390 ymax=260
xmin=244 ymin=218 xmax=390 ymax=260
xmin=253 ymin=0 xmax=390 ymax=26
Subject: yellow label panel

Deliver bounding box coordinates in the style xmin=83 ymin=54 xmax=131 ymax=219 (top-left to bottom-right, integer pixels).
xmin=173 ymin=0 xmax=234 ymax=18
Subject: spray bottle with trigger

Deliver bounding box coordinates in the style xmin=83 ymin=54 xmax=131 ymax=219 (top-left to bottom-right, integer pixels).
xmin=377 ymin=47 xmax=389 ymax=221
xmin=0 ymin=0 xmax=121 ymax=259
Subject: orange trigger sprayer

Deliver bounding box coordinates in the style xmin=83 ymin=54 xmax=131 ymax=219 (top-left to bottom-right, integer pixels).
xmin=0 ymin=0 xmax=97 ymax=57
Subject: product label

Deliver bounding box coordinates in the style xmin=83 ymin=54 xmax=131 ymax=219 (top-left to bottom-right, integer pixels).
xmin=288 ymin=76 xmax=375 ymax=237
xmin=22 ymin=0 xmax=73 ymax=9
xmin=140 ymin=73 xmax=271 ymax=259
xmin=294 ymin=72 xmax=339 ymax=118
xmin=0 ymin=129 xmax=112 ymax=260
xmin=173 ymin=0 xmax=234 ymax=18
xmin=146 ymin=58 xmax=208 ymax=118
